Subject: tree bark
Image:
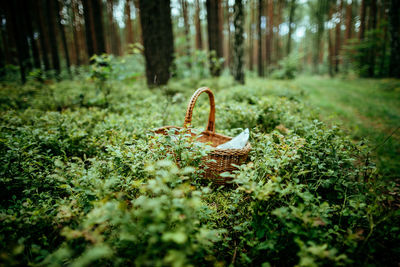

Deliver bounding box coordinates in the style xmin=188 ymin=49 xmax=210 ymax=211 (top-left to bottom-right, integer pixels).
xmin=35 ymin=0 xmax=51 ymax=71
xmin=334 ymin=0 xmax=343 ymax=73
xmin=92 ymin=0 xmax=106 ymax=54
xmin=180 ymin=0 xmax=191 ymax=67
xmin=71 ymin=0 xmax=81 ymax=65
xmin=248 ymin=0 xmax=254 ymax=71
xmin=195 ymin=0 xmax=203 ymax=50
xmin=287 ymin=0 xmax=296 ymax=55
xmin=266 ymin=0 xmax=273 ymax=71
xmin=125 ymin=0 xmax=134 ymax=45
xmin=233 ymin=0 xmax=244 ymax=84
xmin=55 ymin=0 xmax=71 ymax=74
xmin=206 ymin=0 xmax=224 ymax=76
xmin=46 ymin=0 xmax=61 ymax=75
xmin=388 ymin=0 xmax=400 ymax=77
xmin=25 ymin=0 xmax=41 ymax=69
xmin=367 ymin=0 xmax=377 ymax=77
xmin=257 ymin=0 xmax=263 ymax=76
xmin=359 ymin=0 xmax=366 ymax=40
xmin=83 ymin=0 xmax=95 ymax=57
xmin=344 ymin=0 xmax=353 ymax=42
xmin=139 ymin=0 xmax=174 ymax=86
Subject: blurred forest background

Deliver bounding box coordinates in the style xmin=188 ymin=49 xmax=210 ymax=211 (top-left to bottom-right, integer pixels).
xmin=0 ymin=0 xmax=399 ymax=84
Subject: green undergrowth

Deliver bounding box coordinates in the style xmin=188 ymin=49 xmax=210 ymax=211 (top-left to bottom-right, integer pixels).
xmin=0 ymin=72 xmax=399 ymax=266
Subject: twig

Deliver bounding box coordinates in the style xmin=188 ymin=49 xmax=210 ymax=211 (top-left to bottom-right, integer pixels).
xmin=371 ymin=125 xmax=400 ymax=152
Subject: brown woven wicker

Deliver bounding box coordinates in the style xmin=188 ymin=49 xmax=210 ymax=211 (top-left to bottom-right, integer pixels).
xmin=155 ymin=87 xmax=251 ymax=184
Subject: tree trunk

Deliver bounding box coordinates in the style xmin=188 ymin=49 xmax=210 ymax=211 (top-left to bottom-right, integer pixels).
xmin=180 ymin=0 xmax=191 ymax=67
xmin=206 ymin=0 xmax=223 ymax=76
xmin=367 ymin=0 xmax=377 ymax=77
xmin=359 ymin=0 xmax=366 ymax=40
xmin=133 ymin=0 xmax=142 ymax=45
xmin=344 ymin=0 xmax=353 ymax=42
xmin=257 ymin=0 xmax=263 ymax=76
xmin=194 ymin=0 xmax=203 ymax=50
xmin=35 ymin=0 xmax=51 ymax=71
xmin=248 ymin=0 xmax=254 ymax=71
xmin=334 ymin=0 xmax=343 ymax=73
xmin=139 ymin=0 xmax=174 ymax=86
xmin=71 ymin=0 xmax=81 ymax=65
xmin=328 ymin=5 xmax=334 ymax=77
xmin=287 ymin=0 xmax=296 ymax=55
xmin=275 ymin=0 xmax=283 ymax=63
xmin=225 ymin=1 xmax=231 ymax=69
xmin=92 ymin=0 xmax=106 ymax=54
xmin=46 ymin=0 xmax=61 ymax=75
xmin=233 ymin=0 xmax=244 ymax=84
xmin=125 ymin=0 xmax=134 ymax=45
xmin=388 ymin=0 xmax=400 ymax=77
xmin=25 ymin=0 xmax=41 ymax=69
xmin=55 ymin=0 xmax=71 ymax=74
xmin=266 ymin=0 xmax=273 ymax=71
xmin=83 ymin=0 xmax=95 ymax=57
xmin=107 ymin=0 xmax=121 ymax=55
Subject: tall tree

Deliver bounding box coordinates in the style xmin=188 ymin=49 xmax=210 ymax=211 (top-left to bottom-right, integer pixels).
xmin=257 ymin=0 xmax=263 ymax=76
xmin=46 ymin=0 xmax=61 ymax=74
xmin=139 ymin=0 xmax=174 ymax=86
xmin=180 ymin=0 xmax=191 ymax=67
xmin=83 ymin=0 xmax=95 ymax=57
xmin=71 ymin=0 xmax=81 ymax=65
xmin=359 ymin=0 xmax=366 ymax=40
xmin=334 ymin=0 xmax=343 ymax=73
xmin=35 ymin=0 xmax=51 ymax=71
xmin=91 ymin=0 xmax=106 ymax=54
xmin=388 ymin=0 xmax=400 ymax=77
xmin=107 ymin=0 xmax=121 ymax=55
xmin=367 ymin=0 xmax=377 ymax=77
xmin=206 ymin=0 xmax=224 ymax=76
xmin=287 ymin=0 xmax=296 ymax=55
xmin=233 ymin=0 xmax=244 ymax=84
xmin=266 ymin=0 xmax=273 ymax=70
xmin=25 ymin=0 xmax=41 ymax=69
xmin=310 ymin=0 xmax=329 ymax=74
xmin=55 ymin=0 xmax=71 ymax=74
xmin=344 ymin=0 xmax=353 ymax=42
xmin=248 ymin=0 xmax=255 ymax=71
xmin=125 ymin=0 xmax=134 ymax=45
xmin=194 ymin=0 xmax=203 ymax=50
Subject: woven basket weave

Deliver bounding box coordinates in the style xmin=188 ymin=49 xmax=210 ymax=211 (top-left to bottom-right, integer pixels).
xmin=155 ymin=87 xmax=251 ymax=184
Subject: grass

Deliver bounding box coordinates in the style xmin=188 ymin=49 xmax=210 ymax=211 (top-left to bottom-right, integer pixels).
xmin=246 ymin=75 xmax=400 ymax=179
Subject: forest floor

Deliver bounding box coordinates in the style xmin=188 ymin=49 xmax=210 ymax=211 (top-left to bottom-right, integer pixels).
xmin=248 ymin=75 xmax=400 ymax=179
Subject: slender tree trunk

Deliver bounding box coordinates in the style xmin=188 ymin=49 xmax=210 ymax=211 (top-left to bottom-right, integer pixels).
xmin=257 ymin=0 xmax=263 ymax=76
xmin=249 ymin=0 xmax=254 ymax=71
xmin=287 ymin=0 xmax=296 ymax=55
xmin=125 ymin=0 xmax=134 ymax=45
xmin=180 ymin=0 xmax=191 ymax=67
xmin=206 ymin=0 xmax=223 ymax=76
xmin=55 ymin=0 xmax=71 ymax=74
xmin=266 ymin=0 xmax=273 ymax=71
xmin=367 ymin=0 xmax=377 ymax=77
xmin=334 ymin=0 xmax=343 ymax=73
xmin=139 ymin=0 xmax=174 ymax=86
xmin=388 ymin=0 xmax=400 ymax=77
xmin=275 ymin=0 xmax=283 ymax=63
xmin=92 ymin=0 xmax=106 ymax=54
xmin=344 ymin=0 xmax=353 ymax=42
xmin=226 ymin=1 xmax=231 ymax=69
xmin=359 ymin=0 xmax=366 ymax=40
xmin=83 ymin=0 xmax=95 ymax=57
xmin=25 ymin=0 xmax=41 ymax=69
xmin=71 ymin=0 xmax=81 ymax=65
xmin=133 ymin=0 xmax=142 ymax=46
xmin=35 ymin=0 xmax=51 ymax=71
xmin=328 ymin=5 xmax=334 ymax=77
xmin=195 ymin=0 xmax=203 ymax=50
xmin=233 ymin=0 xmax=244 ymax=84
xmin=107 ymin=0 xmax=121 ymax=55
xmin=45 ymin=0 xmax=61 ymax=75
xmin=378 ymin=0 xmax=388 ymax=77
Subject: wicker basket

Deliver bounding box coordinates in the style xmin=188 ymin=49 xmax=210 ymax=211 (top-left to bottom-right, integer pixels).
xmin=154 ymin=87 xmax=251 ymax=184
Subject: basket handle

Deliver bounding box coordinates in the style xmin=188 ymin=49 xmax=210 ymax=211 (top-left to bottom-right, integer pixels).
xmin=184 ymin=87 xmax=215 ymax=132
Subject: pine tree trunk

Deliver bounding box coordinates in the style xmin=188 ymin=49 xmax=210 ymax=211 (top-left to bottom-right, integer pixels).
xmin=180 ymin=0 xmax=191 ymax=67
xmin=125 ymin=0 xmax=134 ymax=45
xmin=206 ymin=0 xmax=223 ymax=76
xmin=248 ymin=0 xmax=254 ymax=71
xmin=71 ymin=0 xmax=81 ymax=65
xmin=275 ymin=0 xmax=283 ymax=63
xmin=55 ymin=0 xmax=71 ymax=74
xmin=359 ymin=0 xmax=366 ymax=40
xmin=35 ymin=0 xmax=51 ymax=71
xmin=388 ymin=0 xmax=400 ymax=77
xmin=133 ymin=0 xmax=142 ymax=45
xmin=46 ymin=0 xmax=61 ymax=75
xmin=266 ymin=0 xmax=273 ymax=71
xmin=287 ymin=0 xmax=295 ymax=55
xmin=83 ymin=0 xmax=95 ymax=57
xmin=233 ymin=0 xmax=244 ymax=84
xmin=225 ymin=1 xmax=231 ymax=69
xmin=344 ymin=0 xmax=353 ymax=42
xmin=334 ymin=0 xmax=343 ymax=73
xmin=139 ymin=0 xmax=174 ymax=86
xmin=367 ymin=0 xmax=377 ymax=77
xmin=257 ymin=0 xmax=263 ymax=76
xmin=25 ymin=0 xmax=41 ymax=69
xmin=194 ymin=0 xmax=203 ymax=50
xmin=328 ymin=5 xmax=334 ymax=77
xmin=92 ymin=0 xmax=106 ymax=54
